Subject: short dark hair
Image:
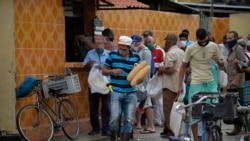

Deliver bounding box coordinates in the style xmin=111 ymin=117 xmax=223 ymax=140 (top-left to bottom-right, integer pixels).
xmin=179 ymin=32 xmax=188 ymax=39
xmin=228 ymin=31 xmax=239 ymax=39
xmin=142 ymin=30 xmax=153 ymax=37
xmin=182 ymin=29 xmax=189 ymax=35
xmin=196 ymin=28 xmax=207 ymax=40
xmin=102 ymin=28 xmax=114 ymax=41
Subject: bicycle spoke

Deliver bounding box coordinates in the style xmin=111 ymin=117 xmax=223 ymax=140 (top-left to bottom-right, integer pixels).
xmin=59 ymin=99 xmax=80 ymax=140
xmin=16 ymin=105 xmax=54 ymax=141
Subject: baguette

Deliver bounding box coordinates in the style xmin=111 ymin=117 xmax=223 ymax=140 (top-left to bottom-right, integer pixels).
xmin=130 ymin=65 xmax=151 ymax=86
xmin=127 ymin=61 xmax=147 ymax=81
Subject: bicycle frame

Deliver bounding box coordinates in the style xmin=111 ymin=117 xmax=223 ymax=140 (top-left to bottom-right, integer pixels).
xmin=170 ymin=96 xmax=221 ymax=141
xmin=17 ymin=71 xmax=80 ymax=141
xmin=35 ymin=83 xmax=69 ymax=128
xmin=178 ymin=111 xmax=212 ymax=141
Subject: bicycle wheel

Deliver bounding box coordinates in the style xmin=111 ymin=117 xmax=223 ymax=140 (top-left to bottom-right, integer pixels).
xmin=209 ymin=125 xmax=222 ymax=141
xmin=16 ymin=104 xmax=54 ymax=141
xmin=59 ymin=99 xmax=80 ymax=140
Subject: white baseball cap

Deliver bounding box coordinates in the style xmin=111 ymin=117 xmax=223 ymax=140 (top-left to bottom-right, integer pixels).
xmin=118 ymin=36 xmax=132 ymax=46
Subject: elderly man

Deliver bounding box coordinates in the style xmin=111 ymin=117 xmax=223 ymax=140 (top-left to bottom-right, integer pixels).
xmin=82 ymin=35 xmax=111 ymax=136
xmin=144 ymin=35 xmax=165 ymax=127
xmin=157 ymin=33 xmax=185 ymax=138
xmin=224 ymin=31 xmax=246 ymax=136
xmin=131 ymin=34 xmax=156 ymax=133
xmin=102 ymin=36 xmax=141 ymax=141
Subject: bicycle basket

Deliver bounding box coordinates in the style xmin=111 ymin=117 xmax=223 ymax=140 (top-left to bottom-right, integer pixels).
xmin=16 ymin=76 xmax=39 ymax=98
xmin=191 ymin=92 xmax=238 ymax=120
xmin=42 ymin=74 xmax=81 ymax=99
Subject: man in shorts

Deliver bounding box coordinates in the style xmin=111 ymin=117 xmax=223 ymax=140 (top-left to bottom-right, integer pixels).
xmin=178 ymin=28 xmax=224 ymax=141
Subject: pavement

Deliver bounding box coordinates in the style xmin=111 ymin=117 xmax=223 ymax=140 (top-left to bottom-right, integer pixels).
xmin=53 ymin=123 xmax=238 ymax=141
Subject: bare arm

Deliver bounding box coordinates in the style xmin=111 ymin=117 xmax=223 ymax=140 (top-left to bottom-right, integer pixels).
xmin=178 ymin=62 xmax=188 ymax=94
xmin=102 ymin=66 xmax=124 ymax=76
xmin=158 ymin=66 xmax=175 ymax=75
xmin=77 ymin=35 xmax=96 ymax=49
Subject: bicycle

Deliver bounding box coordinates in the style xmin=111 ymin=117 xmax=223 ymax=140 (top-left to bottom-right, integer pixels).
xmin=169 ymin=95 xmax=223 ymax=141
xmin=235 ymin=103 xmax=250 ymax=141
xmin=16 ymin=73 xmax=81 ymax=141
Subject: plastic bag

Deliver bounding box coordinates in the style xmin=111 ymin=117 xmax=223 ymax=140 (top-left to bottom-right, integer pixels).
xmin=219 ymin=70 xmax=228 ymax=88
xmin=88 ymin=65 xmax=109 ymax=94
xmin=16 ymin=76 xmax=38 ymax=97
xmin=146 ymin=75 xmax=162 ymax=99
xmin=170 ymin=100 xmax=185 ymax=136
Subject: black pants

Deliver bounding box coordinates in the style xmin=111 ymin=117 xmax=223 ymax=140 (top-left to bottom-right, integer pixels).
xmin=89 ymin=90 xmax=111 ymax=132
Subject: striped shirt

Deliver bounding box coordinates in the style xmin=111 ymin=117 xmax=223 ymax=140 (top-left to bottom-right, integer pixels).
xmin=104 ymin=50 xmax=140 ymax=93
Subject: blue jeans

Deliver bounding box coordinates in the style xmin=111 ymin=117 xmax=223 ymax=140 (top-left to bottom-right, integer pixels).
xmin=109 ymin=91 xmax=137 ymax=133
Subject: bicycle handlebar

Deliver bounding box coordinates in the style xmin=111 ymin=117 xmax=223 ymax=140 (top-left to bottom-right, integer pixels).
xmin=176 ymin=95 xmax=216 ymax=110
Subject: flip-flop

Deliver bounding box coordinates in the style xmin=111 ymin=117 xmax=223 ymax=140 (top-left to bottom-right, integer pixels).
xmin=134 ymin=127 xmax=142 ymax=129
xmin=139 ymin=128 xmax=156 ymax=134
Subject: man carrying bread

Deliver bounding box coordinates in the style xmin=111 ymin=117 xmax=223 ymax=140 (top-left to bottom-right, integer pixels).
xmin=102 ymin=36 xmax=148 ymax=141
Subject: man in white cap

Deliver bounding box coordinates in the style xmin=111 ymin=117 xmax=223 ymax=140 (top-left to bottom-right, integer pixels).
xmin=102 ymin=36 xmax=141 ymax=141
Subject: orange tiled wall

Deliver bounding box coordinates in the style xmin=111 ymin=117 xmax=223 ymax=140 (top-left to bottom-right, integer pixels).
xmin=212 ymin=17 xmax=229 ymax=44
xmin=97 ymin=10 xmax=229 ymax=46
xmin=14 ymin=0 xmax=90 ymax=121
xmin=97 ymin=10 xmax=200 ymax=47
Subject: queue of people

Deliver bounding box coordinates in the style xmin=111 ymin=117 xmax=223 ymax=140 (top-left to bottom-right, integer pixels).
xmin=78 ymin=27 xmax=250 ymax=141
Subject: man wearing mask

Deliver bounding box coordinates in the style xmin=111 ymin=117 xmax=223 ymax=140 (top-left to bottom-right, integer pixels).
xmin=144 ymin=35 xmax=165 ymax=127
xmin=178 ymin=28 xmax=224 ymax=141
xmin=224 ymin=31 xmax=246 ymax=136
xmin=157 ymin=33 xmax=185 ymax=138
xmin=181 ymin=29 xmax=194 ymax=46
xmin=102 ymin=36 xmax=141 ymax=141
xmin=178 ymin=32 xmax=189 ymax=50
xmin=82 ymin=35 xmax=111 ymax=136
xmin=131 ymin=34 xmax=156 ymax=133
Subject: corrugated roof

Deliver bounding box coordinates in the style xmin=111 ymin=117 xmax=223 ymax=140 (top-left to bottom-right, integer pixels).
xmin=106 ymin=0 xmax=150 ymax=8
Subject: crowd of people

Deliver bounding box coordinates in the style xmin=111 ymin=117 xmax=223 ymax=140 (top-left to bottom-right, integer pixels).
xmin=77 ymin=28 xmax=250 ymax=141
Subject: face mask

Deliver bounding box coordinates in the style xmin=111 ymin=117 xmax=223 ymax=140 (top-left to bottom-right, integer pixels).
xmin=198 ymin=40 xmax=209 ymax=47
xmin=131 ymin=44 xmax=138 ymax=52
xmin=96 ymin=48 xmax=104 ymax=54
xmin=179 ymin=40 xmax=187 ymax=47
xmin=227 ymin=39 xmax=237 ymax=48
xmin=119 ymin=49 xmax=129 ymax=57
xmin=147 ymin=44 xmax=154 ymax=51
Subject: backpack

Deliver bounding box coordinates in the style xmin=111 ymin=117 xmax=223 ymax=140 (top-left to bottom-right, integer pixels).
xmin=16 ymin=76 xmax=39 ymax=97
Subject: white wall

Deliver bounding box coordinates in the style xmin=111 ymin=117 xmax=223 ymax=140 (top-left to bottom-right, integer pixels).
xmin=0 ymin=0 xmax=17 ymax=133
xmin=229 ymin=13 xmax=250 ymax=39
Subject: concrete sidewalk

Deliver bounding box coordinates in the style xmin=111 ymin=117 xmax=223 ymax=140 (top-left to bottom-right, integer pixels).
xmin=53 ymin=123 xmax=237 ymax=141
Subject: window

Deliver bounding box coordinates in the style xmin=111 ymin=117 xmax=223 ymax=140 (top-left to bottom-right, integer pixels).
xmin=65 ymin=16 xmax=88 ymax=62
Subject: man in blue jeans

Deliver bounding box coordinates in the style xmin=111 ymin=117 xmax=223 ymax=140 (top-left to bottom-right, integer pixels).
xmin=102 ymin=36 xmax=141 ymax=141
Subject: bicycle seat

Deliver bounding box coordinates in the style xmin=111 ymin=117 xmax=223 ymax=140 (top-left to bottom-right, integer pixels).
xmin=49 ymin=87 xmax=63 ymax=94
xmin=237 ymin=106 xmax=250 ymax=114
xmin=202 ymin=111 xmax=213 ymax=120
